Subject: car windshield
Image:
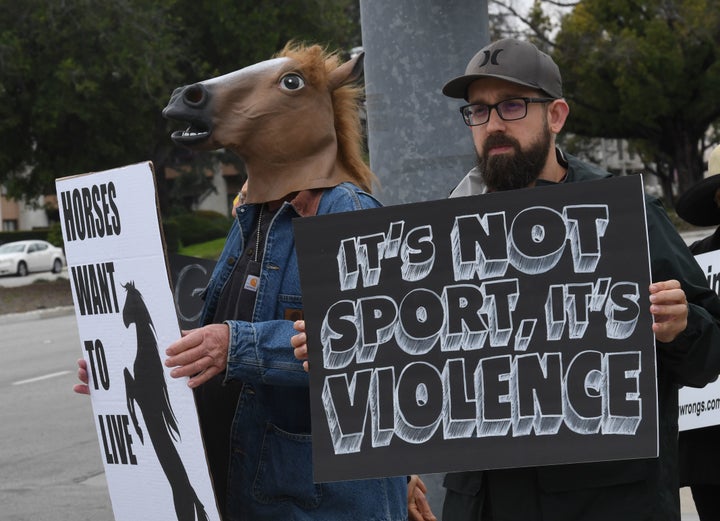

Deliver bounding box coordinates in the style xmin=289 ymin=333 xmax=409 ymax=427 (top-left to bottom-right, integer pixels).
xmin=0 ymin=243 xmax=26 ymax=254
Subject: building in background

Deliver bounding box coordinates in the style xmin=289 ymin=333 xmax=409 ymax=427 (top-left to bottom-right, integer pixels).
xmin=0 ymin=187 xmax=56 ymax=232
xmin=0 ymin=156 xmax=245 ymax=234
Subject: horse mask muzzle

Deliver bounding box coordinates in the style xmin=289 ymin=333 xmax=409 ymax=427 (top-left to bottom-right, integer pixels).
xmin=162 ymin=83 xmax=214 ymax=148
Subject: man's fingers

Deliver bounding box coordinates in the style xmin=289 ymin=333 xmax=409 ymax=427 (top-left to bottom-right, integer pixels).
xmin=649 ymin=279 xmax=681 ymax=293
xmin=166 ymin=347 xmax=201 ymax=369
xmin=188 ymin=365 xmax=222 ymax=388
xmin=73 ymin=383 xmax=90 ymax=395
xmin=651 ymin=302 xmax=688 ymax=319
xmin=293 ymin=320 xmax=305 ymax=333
xmin=293 ymin=345 xmax=308 ymax=360
xmin=170 ymin=353 xmax=215 ymax=378
xmin=291 ymin=332 xmax=307 ymax=349
xmin=650 ymin=289 xmax=686 ymax=306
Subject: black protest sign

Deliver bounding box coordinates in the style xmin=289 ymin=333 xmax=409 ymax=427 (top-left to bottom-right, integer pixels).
xmin=293 ymin=174 xmax=657 ymax=483
xmin=168 ymin=253 xmax=216 ymax=330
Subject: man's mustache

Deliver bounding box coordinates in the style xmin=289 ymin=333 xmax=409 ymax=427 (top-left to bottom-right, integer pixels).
xmin=483 ymin=135 xmax=520 ymax=156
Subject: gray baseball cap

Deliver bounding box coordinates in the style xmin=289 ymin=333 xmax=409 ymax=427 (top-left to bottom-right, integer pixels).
xmin=442 ymin=38 xmax=563 ymax=100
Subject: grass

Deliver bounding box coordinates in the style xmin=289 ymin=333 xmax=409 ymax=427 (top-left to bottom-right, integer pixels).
xmin=179 ymin=237 xmax=226 ymax=260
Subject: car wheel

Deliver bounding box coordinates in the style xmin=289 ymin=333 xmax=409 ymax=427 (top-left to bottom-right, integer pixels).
xmin=17 ymin=261 xmax=28 ymax=277
xmin=52 ymin=258 xmax=63 ymax=274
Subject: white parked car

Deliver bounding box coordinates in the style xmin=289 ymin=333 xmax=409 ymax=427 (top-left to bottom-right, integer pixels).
xmin=0 ymin=240 xmax=66 ymax=277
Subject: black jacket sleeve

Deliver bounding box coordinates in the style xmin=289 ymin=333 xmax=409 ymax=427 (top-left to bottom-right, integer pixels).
xmin=646 ymin=197 xmax=720 ymax=387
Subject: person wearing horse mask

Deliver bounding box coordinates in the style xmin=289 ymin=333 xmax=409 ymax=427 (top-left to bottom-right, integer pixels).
xmin=158 ymin=43 xmax=419 ymax=521
xmin=60 ymin=43 xmax=407 ymax=521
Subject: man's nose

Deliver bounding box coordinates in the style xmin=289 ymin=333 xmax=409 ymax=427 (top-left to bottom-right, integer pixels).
xmin=484 ymin=107 xmax=507 ymax=132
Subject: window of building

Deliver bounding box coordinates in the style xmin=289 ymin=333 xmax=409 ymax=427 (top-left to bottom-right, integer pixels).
xmin=2 ymin=220 xmax=18 ymax=231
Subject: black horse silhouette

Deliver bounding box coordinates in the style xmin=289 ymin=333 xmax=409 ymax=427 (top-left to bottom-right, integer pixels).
xmin=122 ymin=281 xmax=209 ymax=521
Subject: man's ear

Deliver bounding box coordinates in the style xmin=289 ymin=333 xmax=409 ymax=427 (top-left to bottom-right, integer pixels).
xmin=548 ymin=99 xmax=570 ymax=134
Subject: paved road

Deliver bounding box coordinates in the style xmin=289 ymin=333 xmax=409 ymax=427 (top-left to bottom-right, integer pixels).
xmin=0 ymin=311 xmax=114 ymax=521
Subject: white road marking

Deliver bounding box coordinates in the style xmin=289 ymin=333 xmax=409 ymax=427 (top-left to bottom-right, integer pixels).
xmin=13 ymin=370 xmax=71 ymax=386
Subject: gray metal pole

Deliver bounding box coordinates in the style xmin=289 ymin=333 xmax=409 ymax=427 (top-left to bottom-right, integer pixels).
xmin=360 ymin=0 xmax=489 ymax=206
xmin=358 ymin=1 xmax=490 ymax=517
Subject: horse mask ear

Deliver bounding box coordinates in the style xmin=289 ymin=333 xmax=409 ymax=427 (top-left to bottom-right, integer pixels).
xmin=328 ymin=51 xmax=364 ymax=90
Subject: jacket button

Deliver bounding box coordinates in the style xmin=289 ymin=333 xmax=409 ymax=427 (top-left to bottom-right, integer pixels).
xmin=226 ymin=257 xmax=236 ymax=265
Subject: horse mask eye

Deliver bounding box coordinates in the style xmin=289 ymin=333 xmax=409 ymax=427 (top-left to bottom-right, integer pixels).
xmin=280 ymin=73 xmax=305 ymax=91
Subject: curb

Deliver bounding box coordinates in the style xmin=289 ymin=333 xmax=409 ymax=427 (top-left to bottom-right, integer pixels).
xmin=0 ymin=305 xmax=74 ymax=325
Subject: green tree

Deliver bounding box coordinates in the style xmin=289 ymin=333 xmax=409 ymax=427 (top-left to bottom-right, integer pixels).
xmin=0 ymin=0 xmax=183 ymax=200
xmin=171 ymin=0 xmax=361 ymax=79
xmin=0 ymin=0 xmax=361 ymax=211
xmin=553 ymin=0 xmax=720 ymax=199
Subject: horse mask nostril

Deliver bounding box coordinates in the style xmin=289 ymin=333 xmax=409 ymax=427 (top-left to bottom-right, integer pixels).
xmin=182 ymin=84 xmax=208 ymax=108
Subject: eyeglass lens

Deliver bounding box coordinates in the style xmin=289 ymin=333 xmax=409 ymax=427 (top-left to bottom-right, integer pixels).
xmin=462 ymin=99 xmax=528 ymax=126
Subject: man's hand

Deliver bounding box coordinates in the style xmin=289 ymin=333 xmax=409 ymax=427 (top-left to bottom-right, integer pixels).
xmin=73 ymin=358 xmax=90 ymax=395
xmin=165 ymin=324 xmax=230 ymax=388
xmin=649 ymin=279 xmax=688 ymax=343
xmin=408 ymin=475 xmax=437 ymax=521
xmin=290 ymin=320 xmax=309 ymax=372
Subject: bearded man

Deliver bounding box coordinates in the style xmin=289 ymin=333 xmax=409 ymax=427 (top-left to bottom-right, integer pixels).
xmin=441 ymin=38 xmax=720 ymax=521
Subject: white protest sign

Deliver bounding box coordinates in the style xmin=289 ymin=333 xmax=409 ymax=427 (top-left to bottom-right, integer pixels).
xmin=56 ymin=162 xmax=220 ymax=521
xmin=679 ymin=248 xmax=720 ymax=431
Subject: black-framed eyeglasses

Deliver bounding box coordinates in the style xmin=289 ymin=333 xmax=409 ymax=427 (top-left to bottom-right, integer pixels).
xmin=459 ymin=97 xmax=555 ymax=126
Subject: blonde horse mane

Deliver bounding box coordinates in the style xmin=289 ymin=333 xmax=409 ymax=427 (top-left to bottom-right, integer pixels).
xmin=277 ymin=42 xmax=377 ymax=194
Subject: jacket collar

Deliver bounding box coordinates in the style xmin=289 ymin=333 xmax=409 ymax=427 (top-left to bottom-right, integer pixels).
xmin=287 ymin=188 xmax=324 ymax=217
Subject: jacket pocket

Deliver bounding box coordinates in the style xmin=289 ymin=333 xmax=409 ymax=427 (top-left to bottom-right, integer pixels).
xmin=278 ymin=293 xmax=303 ymax=322
xmin=252 ymin=422 xmax=322 ymax=508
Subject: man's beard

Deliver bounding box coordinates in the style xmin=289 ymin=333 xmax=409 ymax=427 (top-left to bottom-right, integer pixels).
xmin=477 ymin=126 xmax=552 ymax=192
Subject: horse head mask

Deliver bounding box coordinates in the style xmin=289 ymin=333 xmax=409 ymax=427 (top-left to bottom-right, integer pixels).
xmin=162 ymin=43 xmax=374 ymax=203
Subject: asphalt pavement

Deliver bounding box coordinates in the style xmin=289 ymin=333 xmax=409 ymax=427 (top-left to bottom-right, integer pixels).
xmin=0 ymin=311 xmax=114 ymax=521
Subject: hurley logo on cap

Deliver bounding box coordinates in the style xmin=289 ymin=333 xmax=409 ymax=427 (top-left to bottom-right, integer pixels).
xmin=477 ymin=49 xmax=503 ymax=67
xmin=442 ymin=38 xmax=563 ymax=100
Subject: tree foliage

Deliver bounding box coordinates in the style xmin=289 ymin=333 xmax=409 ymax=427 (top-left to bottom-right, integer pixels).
xmin=0 ymin=0 xmax=182 ymax=199
xmin=171 ymin=0 xmax=360 ymax=79
xmin=553 ymin=0 xmax=720 ymax=196
xmin=0 ymin=0 xmax=361 ymax=210
xmin=490 ymin=0 xmax=720 ymax=202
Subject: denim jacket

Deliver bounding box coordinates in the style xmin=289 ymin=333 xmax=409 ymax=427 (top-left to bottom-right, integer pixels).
xmin=200 ymin=182 xmax=407 ymax=521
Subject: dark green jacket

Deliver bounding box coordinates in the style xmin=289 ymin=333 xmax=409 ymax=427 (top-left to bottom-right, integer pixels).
xmin=443 ymin=151 xmax=720 ymax=521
